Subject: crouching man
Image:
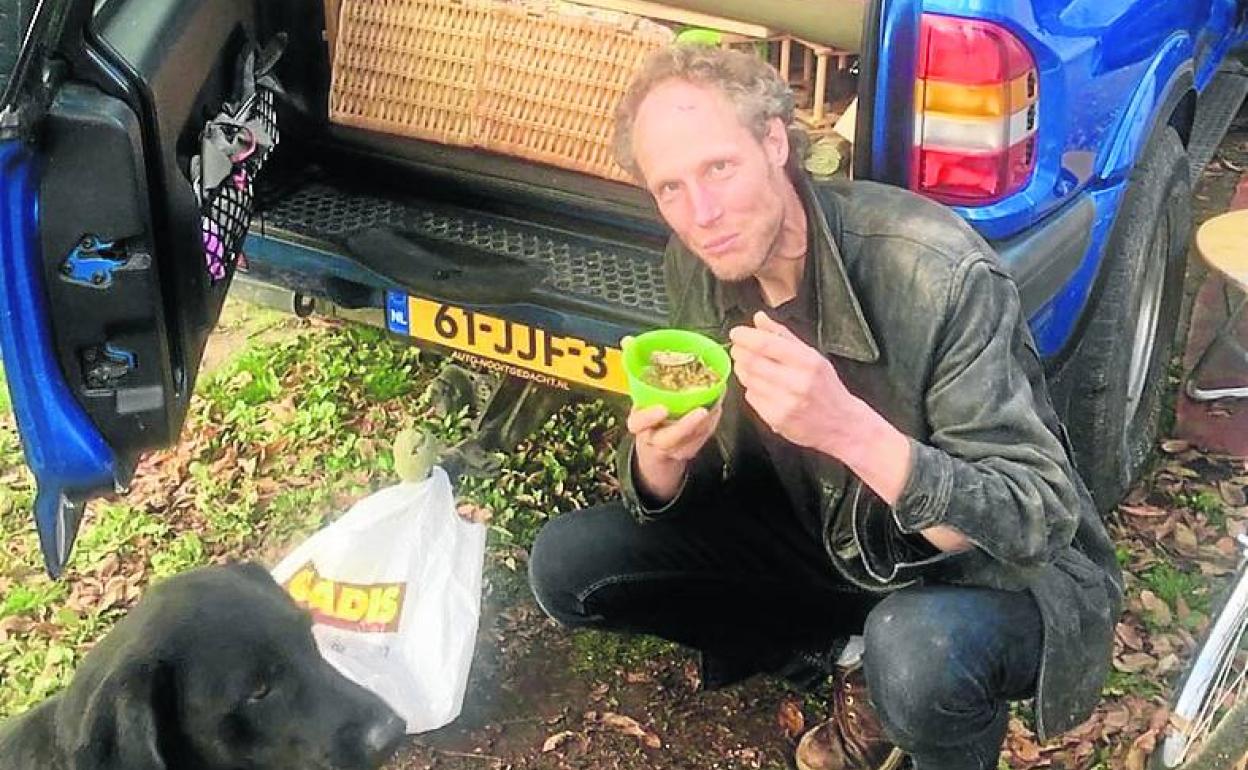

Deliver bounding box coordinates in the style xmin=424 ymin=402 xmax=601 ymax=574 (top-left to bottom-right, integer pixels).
xmin=528 ymin=45 xmax=1122 ymax=770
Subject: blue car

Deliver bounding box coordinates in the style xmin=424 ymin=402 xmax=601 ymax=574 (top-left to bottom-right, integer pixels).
xmin=1 ymin=0 xmax=1246 ymax=575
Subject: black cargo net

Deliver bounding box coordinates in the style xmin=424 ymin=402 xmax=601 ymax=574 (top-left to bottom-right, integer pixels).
xmin=193 ymin=39 xmax=284 ymax=283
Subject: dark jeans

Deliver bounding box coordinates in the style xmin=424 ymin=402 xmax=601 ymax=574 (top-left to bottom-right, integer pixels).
xmin=528 ymin=498 xmax=1043 ymax=770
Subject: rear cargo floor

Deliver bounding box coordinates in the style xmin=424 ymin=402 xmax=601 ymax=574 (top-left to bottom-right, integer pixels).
xmin=251 ymin=171 xmax=670 ymax=330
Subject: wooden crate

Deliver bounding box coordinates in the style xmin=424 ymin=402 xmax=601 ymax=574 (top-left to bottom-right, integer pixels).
xmin=776 ymin=35 xmax=854 ymax=128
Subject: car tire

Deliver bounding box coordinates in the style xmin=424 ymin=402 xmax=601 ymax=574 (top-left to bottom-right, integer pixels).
xmin=1064 ymin=125 xmax=1191 ymax=513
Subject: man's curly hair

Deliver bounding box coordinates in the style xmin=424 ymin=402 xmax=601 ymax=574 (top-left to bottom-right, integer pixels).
xmin=612 ymin=44 xmax=802 ymax=181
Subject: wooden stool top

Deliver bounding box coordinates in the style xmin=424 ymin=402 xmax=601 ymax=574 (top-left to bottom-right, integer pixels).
xmin=1196 ymin=208 xmax=1248 ymax=291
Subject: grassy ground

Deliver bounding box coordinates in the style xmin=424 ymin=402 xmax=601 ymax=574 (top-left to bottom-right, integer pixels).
xmin=1 ymin=129 xmax=1247 ymax=768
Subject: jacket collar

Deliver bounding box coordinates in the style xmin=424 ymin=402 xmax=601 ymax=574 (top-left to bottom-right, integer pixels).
xmin=717 ymin=173 xmax=879 ymax=363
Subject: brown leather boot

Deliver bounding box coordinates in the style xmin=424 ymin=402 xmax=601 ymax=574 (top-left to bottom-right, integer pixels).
xmin=794 ymin=665 xmax=906 ymax=770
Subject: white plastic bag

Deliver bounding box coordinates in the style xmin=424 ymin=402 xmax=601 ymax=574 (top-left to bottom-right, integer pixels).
xmin=271 ymin=467 xmax=486 ymax=733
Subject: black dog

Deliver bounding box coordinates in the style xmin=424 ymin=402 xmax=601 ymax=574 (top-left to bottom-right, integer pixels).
xmin=0 ymin=562 xmax=405 ymax=770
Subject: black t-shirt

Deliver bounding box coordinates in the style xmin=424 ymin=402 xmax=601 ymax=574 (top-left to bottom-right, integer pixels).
xmin=724 ymin=252 xmax=826 ymax=537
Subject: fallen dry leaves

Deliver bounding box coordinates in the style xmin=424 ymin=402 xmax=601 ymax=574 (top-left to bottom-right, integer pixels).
xmin=540 ymin=730 xmax=575 ymax=753
xmin=1161 ymin=439 xmax=1192 ymax=454
xmin=587 ymin=711 xmax=662 ymax=750
xmin=1140 ymin=590 xmax=1173 ymax=627
xmin=456 ymin=502 xmax=493 ymax=525
xmin=776 ymin=697 xmax=805 ymax=741
xmin=0 ymin=616 xmax=33 ymax=644
xmin=1219 ymin=480 xmax=1247 ymax=507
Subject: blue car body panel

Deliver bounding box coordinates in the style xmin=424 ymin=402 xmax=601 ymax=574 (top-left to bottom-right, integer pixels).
xmin=866 ymin=0 xmax=922 ymax=186
xmin=0 ymin=140 xmax=116 ymax=576
xmin=871 ymin=0 xmax=1247 ymax=357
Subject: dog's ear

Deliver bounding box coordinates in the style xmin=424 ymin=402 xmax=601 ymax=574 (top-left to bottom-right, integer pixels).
xmin=227 ymin=560 xmax=282 ymax=592
xmin=70 ymin=661 xmax=167 ymax=770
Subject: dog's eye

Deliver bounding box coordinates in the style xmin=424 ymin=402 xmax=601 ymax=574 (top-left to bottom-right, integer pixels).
xmin=248 ymin=681 xmax=271 ymax=702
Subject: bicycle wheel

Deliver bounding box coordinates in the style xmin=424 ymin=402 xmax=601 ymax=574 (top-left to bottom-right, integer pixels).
xmin=1152 ymin=547 xmax=1248 ymax=770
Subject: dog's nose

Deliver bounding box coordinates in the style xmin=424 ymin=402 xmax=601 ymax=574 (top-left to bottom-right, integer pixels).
xmin=363 ymin=711 xmax=405 ymax=761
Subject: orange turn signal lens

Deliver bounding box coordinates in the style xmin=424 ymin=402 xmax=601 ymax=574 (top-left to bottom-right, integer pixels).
xmin=917 ymin=73 xmax=1035 ymax=118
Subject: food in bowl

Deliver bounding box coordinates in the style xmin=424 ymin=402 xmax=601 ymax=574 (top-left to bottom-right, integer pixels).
xmin=621 ymin=328 xmax=732 ymax=417
xmin=640 ymin=350 xmax=722 ymax=391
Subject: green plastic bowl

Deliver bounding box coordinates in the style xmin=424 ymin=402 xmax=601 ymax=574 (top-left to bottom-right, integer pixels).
xmin=622 ymin=329 xmax=732 ymax=417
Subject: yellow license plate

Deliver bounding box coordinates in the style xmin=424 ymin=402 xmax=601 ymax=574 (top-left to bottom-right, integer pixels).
xmin=385 ymin=292 xmax=629 ymax=395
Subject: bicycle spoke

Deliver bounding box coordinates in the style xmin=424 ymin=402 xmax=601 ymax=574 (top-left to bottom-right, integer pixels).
xmin=1179 ymin=607 xmax=1248 ymax=762
xmin=1189 ymin=619 xmax=1243 ymax=747
xmin=1162 ymin=561 xmax=1248 ymax=768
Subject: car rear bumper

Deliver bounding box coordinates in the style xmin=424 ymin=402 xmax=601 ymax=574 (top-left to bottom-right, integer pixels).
xmin=992 ymin=193 xmax=1095 ymax=321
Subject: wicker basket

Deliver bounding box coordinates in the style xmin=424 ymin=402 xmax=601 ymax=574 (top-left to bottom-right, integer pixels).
xmin=330 ymin=0 xmax=493 ymax=146
xmin=328 ymin=0 xmax=673 ymax=182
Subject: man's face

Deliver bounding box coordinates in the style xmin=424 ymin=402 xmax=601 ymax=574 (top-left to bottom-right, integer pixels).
xmin=631 ymin=79 xmax=790 ymax=283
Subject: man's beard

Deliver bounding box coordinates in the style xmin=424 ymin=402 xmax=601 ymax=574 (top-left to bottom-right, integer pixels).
xmin=706 ymin=256 xmax=759 ymax=283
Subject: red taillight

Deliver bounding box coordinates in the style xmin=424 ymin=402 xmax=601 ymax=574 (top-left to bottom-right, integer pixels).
xmin=914 ymin=142 xmax=1035 ymax=201
xmin=917 ymin=14 xmax=1034 ymax=84
xmin=913 ymin=14 xmax=1038 ymax=205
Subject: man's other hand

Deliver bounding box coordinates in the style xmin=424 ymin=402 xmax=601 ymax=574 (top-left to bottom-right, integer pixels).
xmin=729 ymin=310 xmax=859 ymax=451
